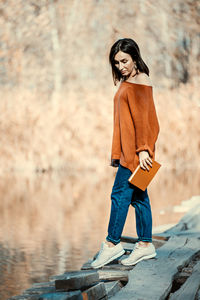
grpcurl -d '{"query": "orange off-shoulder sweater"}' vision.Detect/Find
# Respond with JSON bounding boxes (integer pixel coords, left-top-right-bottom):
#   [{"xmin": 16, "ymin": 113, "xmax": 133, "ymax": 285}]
[{"xmin": 111, "ymin": 81, "xmax": 160, "ymax": 173}]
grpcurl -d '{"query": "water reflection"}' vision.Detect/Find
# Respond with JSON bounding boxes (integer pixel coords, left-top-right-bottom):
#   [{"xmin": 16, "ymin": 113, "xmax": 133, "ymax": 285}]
[{"xmin": 0, "ymin": 166, "xmax": 199, "ymax": 299}]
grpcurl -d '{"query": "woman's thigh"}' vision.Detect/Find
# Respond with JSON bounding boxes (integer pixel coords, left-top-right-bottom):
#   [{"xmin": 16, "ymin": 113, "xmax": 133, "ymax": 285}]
[{"xmin": 111, "ymin": 164, "xmax": 134, "ymax": 203}]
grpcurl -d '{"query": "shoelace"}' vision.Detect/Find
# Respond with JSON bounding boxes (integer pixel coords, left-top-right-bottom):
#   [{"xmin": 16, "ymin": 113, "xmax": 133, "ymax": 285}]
[{"xmin": 134, "ymin": 242, "xmax": 151, "ymax": 251}]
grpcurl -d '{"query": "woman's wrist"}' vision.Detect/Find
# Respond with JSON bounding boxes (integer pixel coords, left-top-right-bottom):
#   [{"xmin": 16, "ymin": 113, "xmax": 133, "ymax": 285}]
[{"xmin": 111, "ymin": 159, "xmax": 120, "ymax": 167}]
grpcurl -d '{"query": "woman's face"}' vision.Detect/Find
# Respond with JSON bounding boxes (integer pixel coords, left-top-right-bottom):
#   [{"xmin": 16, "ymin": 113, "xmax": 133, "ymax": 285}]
[{"xmin": 114, "ymin": 51, "xmax": 135, "ymax": 77}]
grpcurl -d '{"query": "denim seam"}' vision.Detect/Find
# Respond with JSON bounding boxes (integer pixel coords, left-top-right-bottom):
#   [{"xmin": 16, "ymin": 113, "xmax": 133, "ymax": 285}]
[
  {"xmin": 111, "ymin": 185, "xmax": 125, "ymax": 239},
  {"xmin": 138, "ymin": 203, "xmax": 143, "ymax": 240},
  {"xmin": 137, "ymin": 202, "xmax": 152, "ymax": 242},
  {"xmin": 110, "ymin": 180, "xmax": 130, "ymax": 242}
]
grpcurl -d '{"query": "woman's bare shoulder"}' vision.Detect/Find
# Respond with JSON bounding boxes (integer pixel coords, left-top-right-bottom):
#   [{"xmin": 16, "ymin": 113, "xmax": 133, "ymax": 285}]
[{"xmin": 136, "ymin": 73, "xmax": 152, "ymax": 86}]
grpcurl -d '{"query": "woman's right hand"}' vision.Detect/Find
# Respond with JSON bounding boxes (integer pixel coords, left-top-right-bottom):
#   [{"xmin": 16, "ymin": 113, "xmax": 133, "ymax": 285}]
[{"xmin": 138, "ymin": 151, "xmax": 152, "ymax": 171}]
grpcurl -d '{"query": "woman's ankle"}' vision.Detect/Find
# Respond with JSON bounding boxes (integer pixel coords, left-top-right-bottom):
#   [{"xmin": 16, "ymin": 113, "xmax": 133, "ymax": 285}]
[
  {"xmin": 105, "ymin": 240, "xmax": 116, "ymax": 247},
  {"xmin": 138, "ymin": 241, "xmax": 151, "ymax": 247}
]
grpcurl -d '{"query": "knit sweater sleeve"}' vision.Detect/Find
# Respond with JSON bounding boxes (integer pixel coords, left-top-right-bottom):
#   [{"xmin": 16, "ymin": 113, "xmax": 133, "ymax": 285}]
[{"xmin": 126, "ymin": 85, "xmax": 160, "ymax": 158}]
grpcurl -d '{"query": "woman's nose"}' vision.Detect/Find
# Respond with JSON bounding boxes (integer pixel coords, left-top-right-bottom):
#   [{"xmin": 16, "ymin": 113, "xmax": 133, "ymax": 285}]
[{"xmin": 119, "ymin": 63, "xmax": 124, "ymax": 70}]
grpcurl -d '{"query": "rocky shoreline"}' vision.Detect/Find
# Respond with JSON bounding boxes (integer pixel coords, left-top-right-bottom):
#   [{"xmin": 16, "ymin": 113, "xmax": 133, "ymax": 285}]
[{"xmin": 9, "ymin": 199, "xmax": 200, "ymax": 300}]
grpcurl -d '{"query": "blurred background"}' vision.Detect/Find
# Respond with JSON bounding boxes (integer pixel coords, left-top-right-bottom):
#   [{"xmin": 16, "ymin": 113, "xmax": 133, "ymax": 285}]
[{"xmin": 0, "ymin": 0, "xmax": 199, "ymax": 299}]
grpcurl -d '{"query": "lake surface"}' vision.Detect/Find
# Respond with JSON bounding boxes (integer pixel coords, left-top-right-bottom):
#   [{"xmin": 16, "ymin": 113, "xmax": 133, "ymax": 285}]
[{"xmin": 0, "ymin": 166, "xmax": 199, "ymax": 299}]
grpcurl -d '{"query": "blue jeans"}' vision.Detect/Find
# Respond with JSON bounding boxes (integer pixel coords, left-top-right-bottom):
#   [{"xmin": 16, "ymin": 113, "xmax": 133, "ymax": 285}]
[{"xmin": 106, "ymin": 164, "xmax": 153, "ymax": 244}]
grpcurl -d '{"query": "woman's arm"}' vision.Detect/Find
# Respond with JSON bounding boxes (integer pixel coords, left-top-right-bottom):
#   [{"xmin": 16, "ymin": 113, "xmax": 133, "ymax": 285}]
[{"xmin": 126, "ymin": 86, "xmax": 160, "ymax": 170}]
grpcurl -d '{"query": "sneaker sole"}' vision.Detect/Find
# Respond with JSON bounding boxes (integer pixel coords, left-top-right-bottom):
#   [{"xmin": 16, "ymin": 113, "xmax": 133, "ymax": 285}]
[
  {"xmin": 121, "ymin": 252, "xmax": 157, "ymax": 266},
  {"xmin": 91, "ymin": 249, "xmax": 125, "ymax": 269}
]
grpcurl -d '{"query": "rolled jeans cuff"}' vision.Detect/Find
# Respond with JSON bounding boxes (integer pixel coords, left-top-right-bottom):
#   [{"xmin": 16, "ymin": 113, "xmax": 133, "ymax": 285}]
[{"xmin": 106, "ymin": 235, "xmax": 120, "ymax": 245}]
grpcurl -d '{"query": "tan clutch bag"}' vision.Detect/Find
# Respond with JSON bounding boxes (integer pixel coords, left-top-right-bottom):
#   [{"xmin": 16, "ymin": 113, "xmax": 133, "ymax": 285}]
[{"xmin": 128, "ymin": 159, "xmax": 161, "ymax": 191}]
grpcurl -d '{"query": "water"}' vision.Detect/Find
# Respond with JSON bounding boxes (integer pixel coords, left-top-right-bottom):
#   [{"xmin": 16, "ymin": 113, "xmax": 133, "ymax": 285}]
[{"xmin": 0, "ymin": 167, "xmax": 199, "ymax": 299}]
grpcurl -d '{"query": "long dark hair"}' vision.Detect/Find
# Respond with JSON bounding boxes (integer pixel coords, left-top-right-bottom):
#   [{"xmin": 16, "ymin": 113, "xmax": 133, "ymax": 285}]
[{"xmin": 109, "ymin": 38, "xmax": 149, "ymax": 85}]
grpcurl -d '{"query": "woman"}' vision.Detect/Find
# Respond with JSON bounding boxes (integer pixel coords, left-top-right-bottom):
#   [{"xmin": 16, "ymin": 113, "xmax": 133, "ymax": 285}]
[{"xmin": 91, "ymin": 38, "xmax": 160, "ymax": 269}]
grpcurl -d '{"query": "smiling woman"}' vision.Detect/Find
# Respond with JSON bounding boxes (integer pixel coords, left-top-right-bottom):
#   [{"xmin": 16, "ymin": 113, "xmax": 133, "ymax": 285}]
[{"xmin": 91, "ymin": 38, "xmax": 160, "ymax": 269}]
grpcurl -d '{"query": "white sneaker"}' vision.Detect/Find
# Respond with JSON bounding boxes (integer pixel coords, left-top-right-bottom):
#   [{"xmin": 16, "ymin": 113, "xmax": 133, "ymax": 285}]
[
  {"xmin": 91, "ymin": 242, "xmax": 125, "ymax": 269},
  {"xmin": 121, "ymin": 242, "xmax": 156, "ymax": 266}
]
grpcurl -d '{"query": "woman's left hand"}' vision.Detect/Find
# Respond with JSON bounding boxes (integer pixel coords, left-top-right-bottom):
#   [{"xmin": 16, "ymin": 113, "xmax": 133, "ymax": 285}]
[{"xmin": 138, "ymin": 150, "xmax": 152, "ymax": 171}]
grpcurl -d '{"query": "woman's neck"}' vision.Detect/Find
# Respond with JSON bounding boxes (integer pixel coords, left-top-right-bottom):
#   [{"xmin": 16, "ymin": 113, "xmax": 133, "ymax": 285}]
[{"xmin": 122, "ymin": 71, "xmax": 140, "ymax": 82}]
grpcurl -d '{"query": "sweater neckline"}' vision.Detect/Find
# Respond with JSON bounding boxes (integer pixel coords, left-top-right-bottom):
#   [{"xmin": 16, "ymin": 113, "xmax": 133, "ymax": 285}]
[{"xmin": 121, "ymin": 81, "xmax": 153, "ymax": 88}]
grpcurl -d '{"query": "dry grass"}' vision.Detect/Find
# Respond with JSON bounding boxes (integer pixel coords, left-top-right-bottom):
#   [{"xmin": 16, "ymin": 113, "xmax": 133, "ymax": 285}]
[
  {"xmin": 0, "ymin": 88, "xmax": 112, "ymax": 174},
  {"xmin": 154, "ymin": 81, "xmax": 200, "ymax": 170}
]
